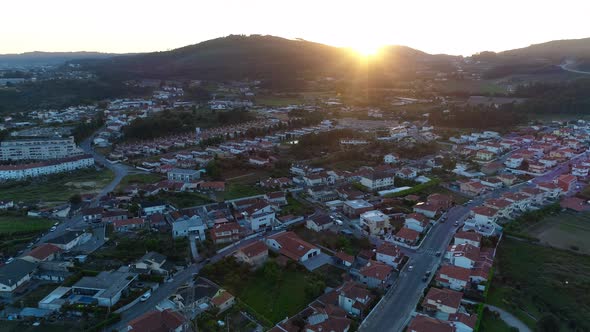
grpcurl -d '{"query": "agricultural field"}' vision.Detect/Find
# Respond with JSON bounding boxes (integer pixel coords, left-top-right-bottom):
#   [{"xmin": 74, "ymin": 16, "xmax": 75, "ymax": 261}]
[
  {"xmin": 487, "ymin": 238, "xmax": 590, "ymax": 331},
  {"xmin": 525, "ymin": 211, "xmax": 590, "ymax": 254},
  {"xmin": 0, "ymin": 168, "xmax": 114, "ymax": 206},
  {"xmin": 115, "ymin": 173, "xmax": 163, "ymax": 191},
  {"xmin": 0, "ymin": 215, "xmax": 54, "ymax": 235}
]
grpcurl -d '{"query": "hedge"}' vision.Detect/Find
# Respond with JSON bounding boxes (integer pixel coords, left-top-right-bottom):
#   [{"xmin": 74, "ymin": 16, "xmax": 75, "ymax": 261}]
[{"xmin": 384, "ymin": 178, "xmax": 441, "ymax": 198}]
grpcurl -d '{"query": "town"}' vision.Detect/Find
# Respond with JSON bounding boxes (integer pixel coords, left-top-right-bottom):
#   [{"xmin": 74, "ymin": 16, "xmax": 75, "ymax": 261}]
[{"xmin": 1, "ymin": 65, "xmax": 590, "ymax": 332}]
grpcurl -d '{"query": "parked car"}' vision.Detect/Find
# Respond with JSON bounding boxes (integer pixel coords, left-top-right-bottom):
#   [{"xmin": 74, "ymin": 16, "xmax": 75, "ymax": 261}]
[
  {"xmin": 408, "ymin": 265, "xmax": 414, "ymax": 272},
  {"xmin": 140, "ymin": 291, "xmax": 151, "ymax": 301},
  {"xmin": 50, "ymin": 226, "xmax": 57, "ymax": 232}
]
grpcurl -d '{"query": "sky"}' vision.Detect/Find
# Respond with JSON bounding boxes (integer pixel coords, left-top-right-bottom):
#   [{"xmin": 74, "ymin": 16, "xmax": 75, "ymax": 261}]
[{"xmin": 3, "ymin": 0, "xmax": 590, "ymax": 56}]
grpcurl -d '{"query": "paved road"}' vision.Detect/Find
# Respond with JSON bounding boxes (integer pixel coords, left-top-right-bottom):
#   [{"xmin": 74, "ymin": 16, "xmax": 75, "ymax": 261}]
[
  {"xmin": 560, "ymin": 62, "xmax": 590, "ymax": 75},
  {"xmin": 360, "ymin": 205, "xmax": 468, "ymax": 332},
  {"xmin": 486, "ymin": 305, "xmax": 532, "ymax": 332}
]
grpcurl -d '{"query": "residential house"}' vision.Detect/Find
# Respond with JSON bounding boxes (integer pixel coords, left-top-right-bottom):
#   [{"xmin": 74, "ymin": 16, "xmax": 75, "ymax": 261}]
[
  {"xmin": 248, "ymin": 156, "xmax": 269, "ymax": 166},
  {"xmin": 141, "ymin": 201, "xmax": 168, "ymax": 216},
  {"xmin": 394, "ymin": 227, "xmax": 421, "ymax": 245},
  {"xmin": 71, "ymin": 267, "xmax": 137, "ymax": 306},
  {"xmin": 504, "ymin": 155, "xmax": 523, "ymax": 169},
  {"xmin": 436, "ymin": 265, "xmax": 471, "ymax": 291},
  {"xmin": 113, "ymin": 218, "xmax": 146, "ymax": 232},
  {"xmin": 127, "ymin": 309, "xmax": 188, "ymax": 332},
  {"xmin": 459, "ymin": 181, "xmax": 485, "ymax": 196},
  {"xmin": 172, "ymin": 215, "xmax": 207, "ymax": 240},
  {"xmin": 234, "ymin": 241, "xmax": 268, "ymax": 269},
  {"xmin": 446, "ymin": 243, "xmax": 480, "ymax": 269},
  {"xmin": 413, "ymin": 203, "xmax": 440, "ymax": 219},
  {"xmin": 375, "ymin": 243, "xmax": 405, "ymax": 269},
  {"xmin": 131, "ymin": 252, "xmax": 170, "ymax": 275},
  {"xmin": 266, "ymin": 232, "xmax": 321, "ymax": 263},
  {"xmin": 427, "ymin": 193, "xmax": 454, "ymax": 210},
  {"xmin": 359, "ymin": 260, "xmax": 393, "ymax": 288},
  {"xmin": 422, "ymin": 287, "xmax": 463, "ymax": 315},
  {"xmin": 211, "ymin": 290, "xmax": 235, "ymax": 313},
  {"xmin": 501, "ymin": 192, "xmax": 531, "ymax": 212},
  {"xmin": 210, "ymin": 222, "xmax": 241, "ymax": 244},
  {"xmin": 167, "ymin": 168, "xmax": 200, "ymax": 183},
  {"xmin": 101, "ymin": 210, "xmax": 128, "ymax": 223},
  {"xmin": 81, "ymin": 207, "xmax": 102, "ymax": 223},
  {"xmin": 306, "ymin": 214, "xmax": 334, "ymax": 232},
  {"xmin": 572, "ymin": 164, "xmax": 590, "ymax": 177},
  {"xmin": 0, "ymin": 259, "xmax": 37, "ymax": 297},
  {"xmin": 384, "ymin": 153, "xmax": 399, "ymax": 164},
  {"xmin": 343, "ymin": 200, "xmax": 373, "ymax": 218},
  {"xmin": 396, "ymin": 167, "xmax": 417, "ymax": 180},
  {"xmin": 47, "ymin": 231, "xmax": 91, "ymax": 251},
  {"xmin": 407, "ymin": 315, "xmax": 456, "ymax": 332},
  {"xmin": 448, "ymin": 313, "xmax": 478, "ymax": 332},
  {"xmin": 337, "ymin": 282, "xmax": 374, "ymax": 316},
  {"xmin": 21, "ymin": 244, "xmax": 62, "ymax": 263},
  {"xmin": 537, "ymin": 182, "xmax": 562, "ymax": 199},
  {"xmin": 470, "ymin": 206, "xmax": 498, "ymax": 224},
  {"xmin": 242, "ymin": 201, "xmax": 275, "ymax": 232},
  {"xmin": 556, "ymin": 174, "xmax": 577, "ymax": 193},
  {"xmin": 480, "ymin": 177, "xmax": 503, "ymax": 189},
  {"xmin": 483, "ymin": 198, "xmax": 513, "ymax": 219},
  {"xmin": 199, "ymin": 181, "xmax": 226, "ymax": 192},
  {"xmin": 265, "ymin": 191, "xmax": 287, "ymax": 206},
  {"xmin": 360, "ymin": 210, "xmax": 390, "ymax": 236},
  {"xmin": 453, "ymin": 232, "xmax": 481, "ymax": 248},
  {"xmin": 334, "ymin": 251, "xmax": 355, "ymax": 268},
  {"xmin": 405, "ymin": 213, "xmax": 430, "ymax": 233},
  {"xmin": 359, "ymin": 171, "xmax": 395, "ymax": 191},
  {"xmin": 497, "ymin": 174, "xmax": 517, "ymax": 186}
]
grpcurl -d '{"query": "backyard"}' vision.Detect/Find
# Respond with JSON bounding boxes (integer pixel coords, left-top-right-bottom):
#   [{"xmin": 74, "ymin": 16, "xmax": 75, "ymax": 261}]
[
  {"xmin": 0, "ymin": 214, "xmax": 54, "ymax": 257},
  {"xmin": 115, "ymin": 173, "xmax": 163, "ymax": 191},
  {"xmin": 202, "ymin": 257, "xmax": 327, "ymax": 324},
  {"xmin": 221, "ymin": 182, "xmax": 265, "ymax": 201},
  {"xmin": 487, "ymin": 238, "xmax": 590, "ymax": 331},
  {"xmin": 0, "ymin": 168, "xmax": 114, "ymax": 206}
]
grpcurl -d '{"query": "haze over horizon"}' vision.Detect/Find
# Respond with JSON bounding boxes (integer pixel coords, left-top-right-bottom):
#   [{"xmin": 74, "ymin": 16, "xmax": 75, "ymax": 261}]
[{"xmin": 4, "ymin": 0, "xmax": 590, "ymax": 56}]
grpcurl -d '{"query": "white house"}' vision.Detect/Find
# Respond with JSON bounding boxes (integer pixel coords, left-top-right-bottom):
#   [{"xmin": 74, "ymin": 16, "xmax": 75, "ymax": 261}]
[
  {"xmin": 375, "ymin": 243, "xmax": 405, "ymax": 269},
  {"xmin": 265, "ymin": 231, "xmax": 320, "ymax": 263},
  {"xmin": 172, "ymin": 215, "xmax": 207, "ymax": 240},
  {"xmin": 0, "ymin": 259, "xmax": 37, "ymax": 296},
  {"xmin": 359, "ymin": 171, "xmax": 395, "ymax": 191},
  {"xmin": 445, "ymin": 243, "xmax": 480, "ymax": 269},
  {"xmin": 384, "ymin": 153, "xmax": 399, "ymax": 164},
  {"xmin": 404, "ymin": 213, "xmax": 430, "ymax": 233},
  {"xmin": 243, "ymin": 202, "xmax": 275, "ymax": 232}
]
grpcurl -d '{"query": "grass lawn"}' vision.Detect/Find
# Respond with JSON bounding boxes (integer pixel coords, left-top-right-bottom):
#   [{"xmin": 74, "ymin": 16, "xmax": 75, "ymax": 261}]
[
  {"xmin": 153, "ymin": 191, "xmax": 213, "ymax": 208},
  {"xmin": 238, "ymin": 267, "xmax": 312, "ymax": 323},
  {"xmin": 115, "ymin": 173, "xmax": 163, "ymax": 191},
  {"xmin": 0, "ymin": 215, "xmax": 54, "ymax": 235},
  {"xmin": 279, "ymin": 196, "xmax": 313, "ymax": 217},
  {"xmin": 487, "ymin": 238, "xmax": 590, "ymax": 331},
  {"xmin": 525, "ymin": 211, "xmax": 590, "ymax": 254},
  {"xmin": 294, "ymin": 225, "xmax": 373, "ymax": 256},
  {"xmin": 479, "ymin": 309, "xmax": 515, "ymax": 332},
  {"xmin": 0, "ymin": 168, "xmax": 114, "ymax": 206},
  {"xmin": 221, "ymin": 182, "xmax": 265, "ymax": 201}
]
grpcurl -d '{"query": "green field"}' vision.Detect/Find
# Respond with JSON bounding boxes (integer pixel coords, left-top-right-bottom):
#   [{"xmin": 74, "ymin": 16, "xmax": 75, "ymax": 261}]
[
  {"xmin": 487, "ymin": 238, "xmax": 590, "ymax": 331},
  {"xmin": 0, "ymin": 215, "xmax": 54, "ymax": 235},
  {"xmin": 115, "ymin": 173, "xmax": 163, "ymax": 191},
  {"xmin": 479, "ymin": 309, "xmax": 515, "ymax": 332},
  {"xmin": 221, "ymin": 182, "xmax": 265, "ymax": 200},
  {"xmin": 525, "ymin": 211, "xmax": 590, "ymax": 254},
  {"xmin": 0, "ymin": 168, "xmax": 114, "ymax": 206},
  {"xmin": 433, "ymin": 79, "xmax": 507, "ymax": 94},
  {"xmin": 279, "ymin": 196, "xmax": 313, "ymax": 216},
  {"xmin": 202, "ymin": 258, "xmax": 326, "ymax": 325},
  {"xmin": 255, "ymin": 95, "xmax": 303, "ymax": 107},
  {"xmin": 153, "ymin": 191, "xmax": 213, "ymax": 208}
]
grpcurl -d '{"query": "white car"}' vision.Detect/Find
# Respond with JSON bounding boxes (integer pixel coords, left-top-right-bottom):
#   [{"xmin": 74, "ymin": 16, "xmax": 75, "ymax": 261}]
[
  {"xmin": 140, "ymin": 291, "xmax": 151, "ymax": 301},
  {"xmin": 408, "ymin": 265, "xmax": 414, "ymax": 272},
  {"xmin": 50, "ymin": 226, "xmax": 57, "ymax": 232}
]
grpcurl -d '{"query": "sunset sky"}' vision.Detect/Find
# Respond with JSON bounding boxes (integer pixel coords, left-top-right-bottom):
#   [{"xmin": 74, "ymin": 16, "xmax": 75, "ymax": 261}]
[{"xmin": 3, "ymin": 0, "xmax": 590, "ymax": 56}]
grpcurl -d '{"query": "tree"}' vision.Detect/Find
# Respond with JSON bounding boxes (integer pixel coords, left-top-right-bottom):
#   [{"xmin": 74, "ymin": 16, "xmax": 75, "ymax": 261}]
[
  {"xmin": 536, "ymin": 314, "xmax": 560, "ymax": 332},
  {"xmin": 69, "ymin": 194, "xmax": 82, "ymax": 205}
]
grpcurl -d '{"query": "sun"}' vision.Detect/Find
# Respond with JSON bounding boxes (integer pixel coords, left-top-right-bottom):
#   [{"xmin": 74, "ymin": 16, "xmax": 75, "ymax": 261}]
[{"xmin": 350, "ymin": 41, "xmax": 382, "ymax": 57}]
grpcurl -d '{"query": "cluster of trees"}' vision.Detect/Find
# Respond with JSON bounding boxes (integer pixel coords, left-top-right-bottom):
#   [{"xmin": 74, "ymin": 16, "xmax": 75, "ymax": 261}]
[
  {"xmin": 508, "ymin": 79, "xmax": 590, "ymax": 115},
  {"xmin": 429, "ymin": 107, "xmax": 526, "ymax": 129},
  {"xmin": 123, "ymin": 109, "xmax": 255, "ymax": 141},
  {"xmin": 0, "ymin": 79, "xmax": 148, "ymax": 113},
  {"xmin": 289, "ymin": 128, "xmax": 365, "ymax": 159}
]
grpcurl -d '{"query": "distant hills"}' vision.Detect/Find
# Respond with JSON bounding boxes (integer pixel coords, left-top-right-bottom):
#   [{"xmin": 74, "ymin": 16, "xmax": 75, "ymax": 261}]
[
  {"xmin": 75, "ymin": 35, "xmax": 455, "ymax": 84},
  {"xmin": 0, "ymin": 51, "xmax": 117, "ymax": 68}
]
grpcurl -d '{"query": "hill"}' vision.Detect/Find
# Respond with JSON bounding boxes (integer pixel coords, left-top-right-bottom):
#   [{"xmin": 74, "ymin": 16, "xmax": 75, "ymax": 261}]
[
  {"xmin": 0, "ymin": 51, "xmax": 118, "ymax": 68},
  {"xmin": 78, "ymin": 35, "xmax": 453, "ymax": 86}
]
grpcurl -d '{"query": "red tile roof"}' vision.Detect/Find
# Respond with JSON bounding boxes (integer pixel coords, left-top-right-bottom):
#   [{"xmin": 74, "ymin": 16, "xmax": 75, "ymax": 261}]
[
  {"xmin": 238, "ymin": 241, "xmax": 268, "ymax": 258},
  {"xmin": 360, "ymin": 260, "xmax": 392, "ymax": 281},
  {"xmin": 407, "ymin": 315, "xmax": 456, "ymax": 332},
  {"xmin": 26, "ymin": 243, "xmax": 61, "ymax": 261},
  {"xmin": 127, "ymin": 309, "xmax": 185, "ymax": 332},
  {"xmin": 423, "ymin": 287, "xmax": 463, "ymax": 310}
]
